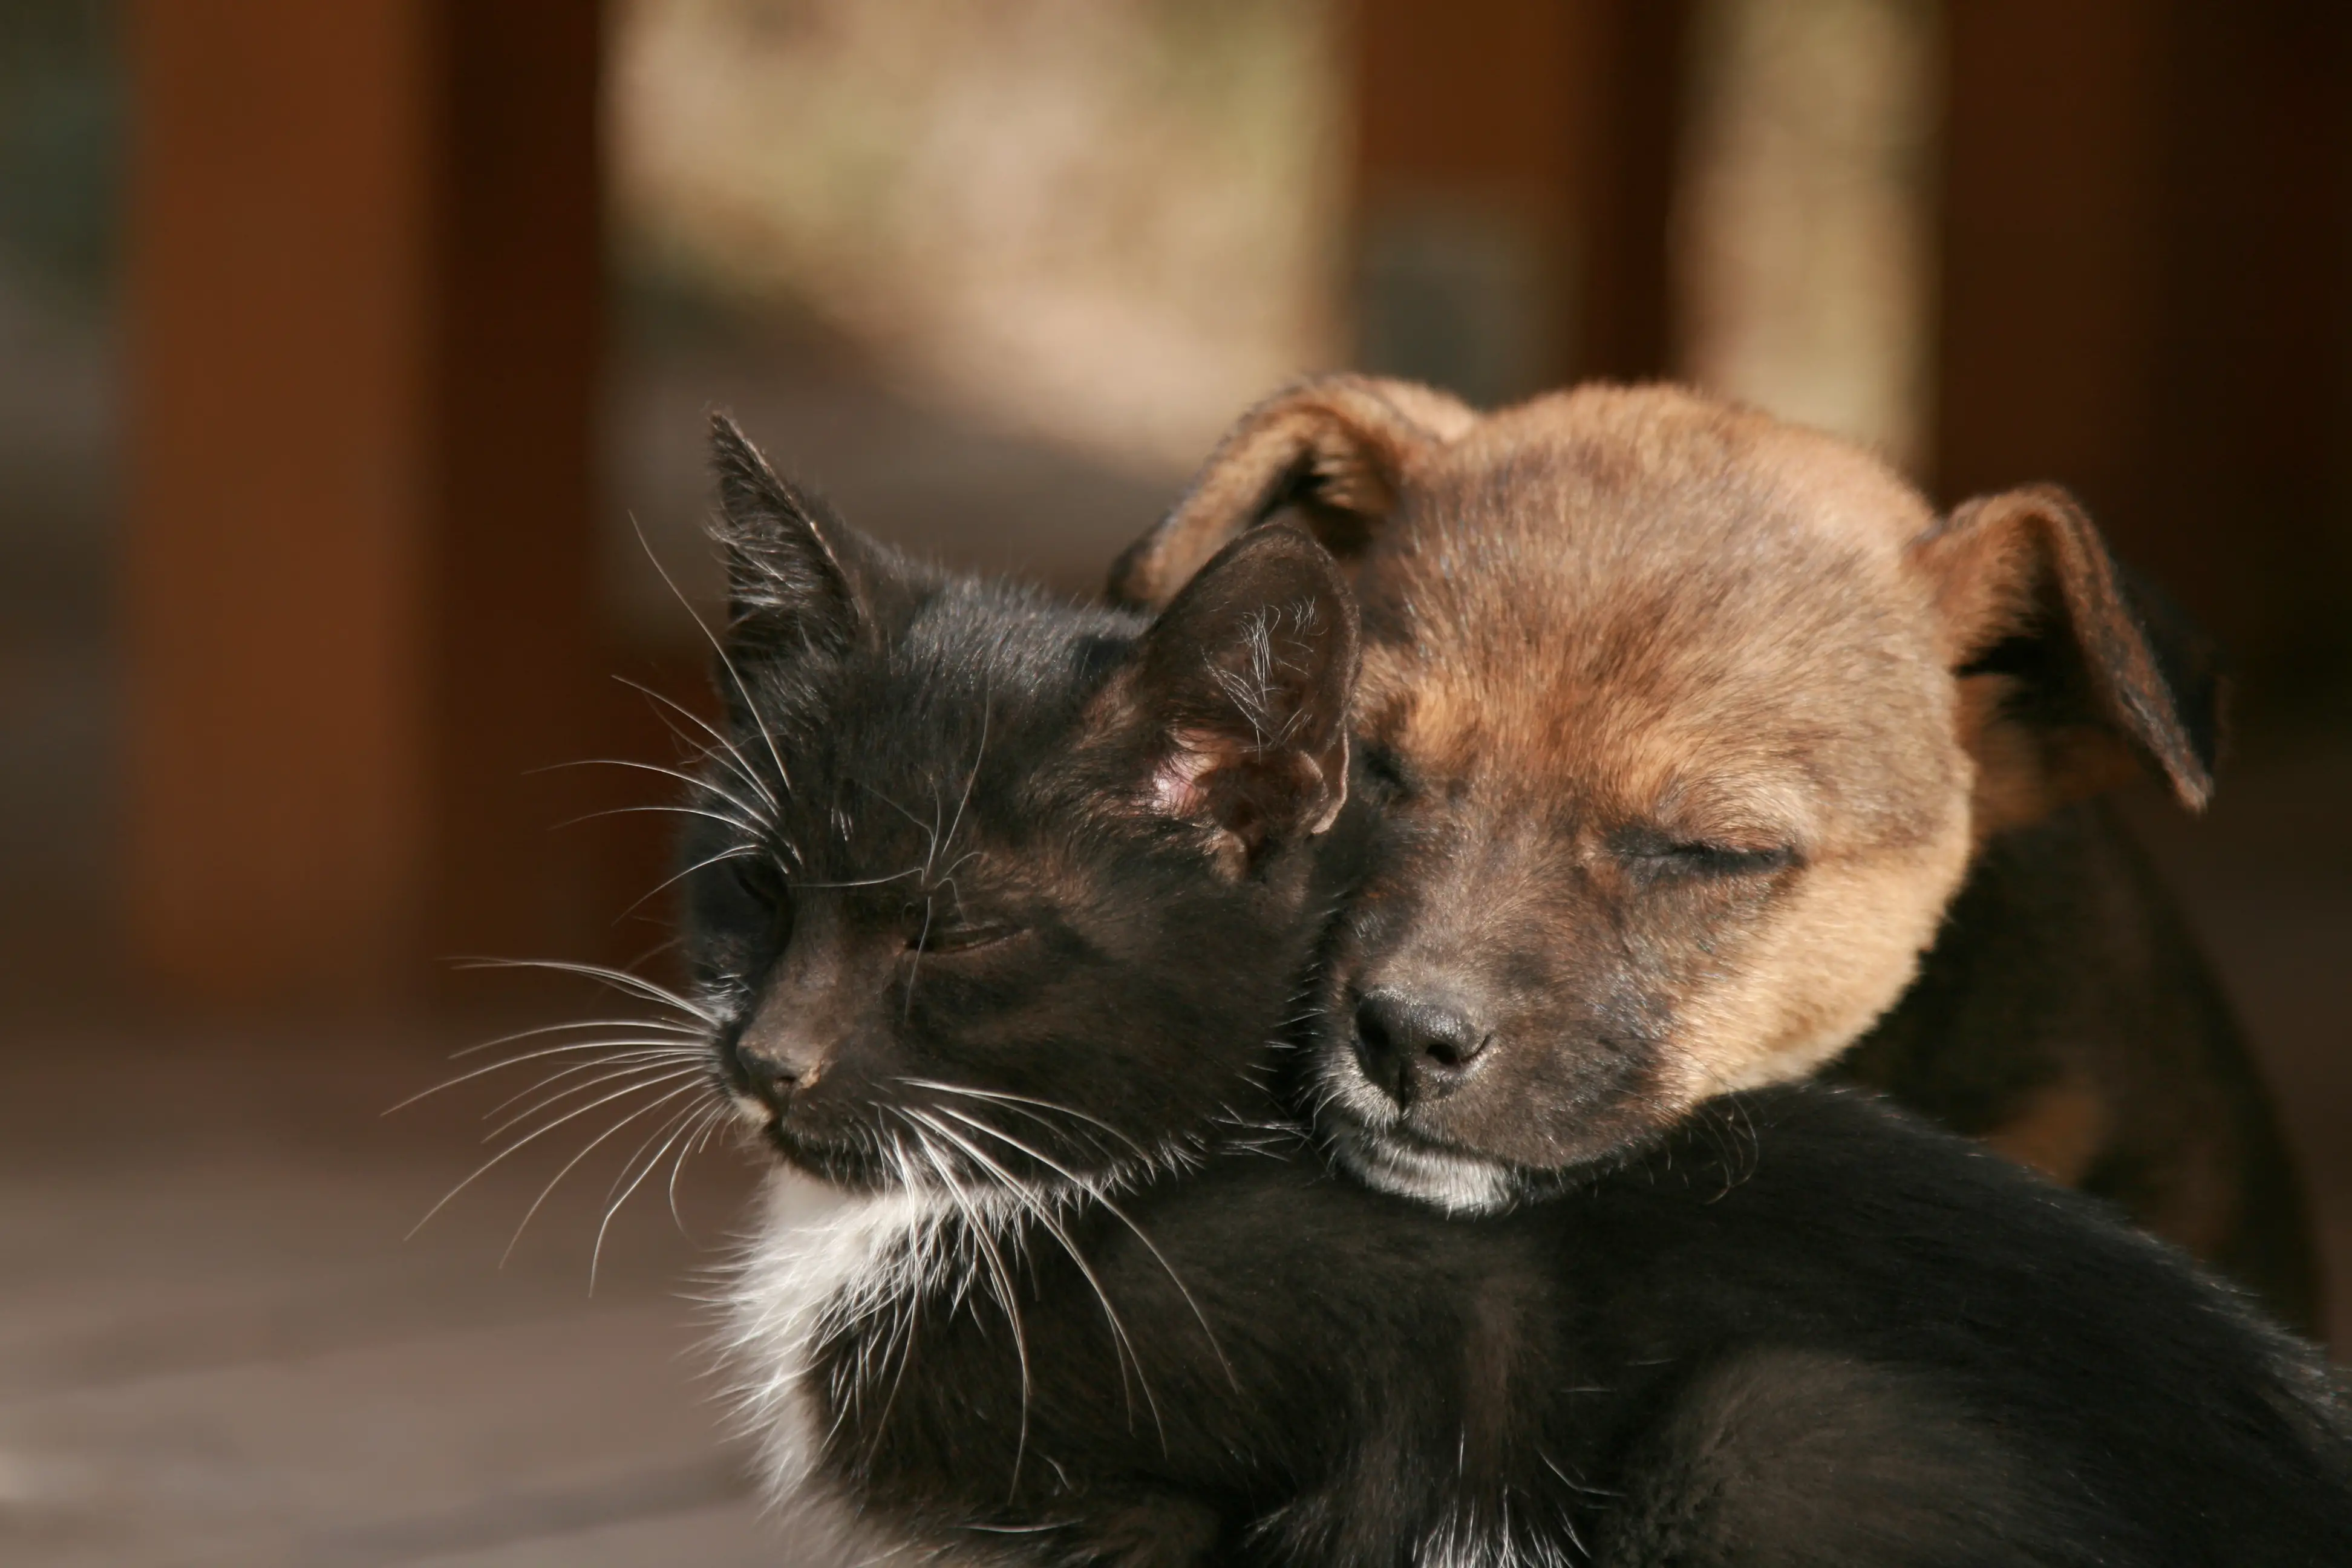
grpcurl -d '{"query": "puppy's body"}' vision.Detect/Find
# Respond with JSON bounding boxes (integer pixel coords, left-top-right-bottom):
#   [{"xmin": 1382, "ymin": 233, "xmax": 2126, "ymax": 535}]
[
  {"xmin": 1838, "ymin": 797, "xmax": 2318, "ymax": 1328},
  {"xmin": 1112, "ymin": 377, "xmax": 2319, "ymax": 1331}
]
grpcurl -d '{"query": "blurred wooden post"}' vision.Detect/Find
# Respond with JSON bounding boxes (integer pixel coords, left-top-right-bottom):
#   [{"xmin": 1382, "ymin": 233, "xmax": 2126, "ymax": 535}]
[
  {"xmin": 1936, "ymin": 0, "xmax": 2352, "ymax": 715},
  {"xmin": 1569, "ymin": 0, "xmax": 1694, "ymax": 383},
  {"xmin": 1935, "ymin": 2, "xmax": 2166, "ymax": 543},
  {"xmin": 1349, "ymin": 0, "xmax": 1693, "ymax": 402},
  {"xmin": 125, "ymin": 1, "xmax": 603, "ymax": 1011},
  {"xmin": 428, "ymin": 2, "xmax": 604, "ymax": 1004}
]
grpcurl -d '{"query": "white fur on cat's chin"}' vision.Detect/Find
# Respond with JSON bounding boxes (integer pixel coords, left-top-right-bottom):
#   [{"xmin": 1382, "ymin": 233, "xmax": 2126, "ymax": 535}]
[
  {"xmin": 1419, "ymin": 1508, "xmax": 1587, "ymax": 1568},
  {"xmin": 718, "ymin": 1125, "xmax": 1202, "ymax": 1557},
  {"xmin": 719, "ymin": 1171, "xmax": 1010, "ymax": 1568}
]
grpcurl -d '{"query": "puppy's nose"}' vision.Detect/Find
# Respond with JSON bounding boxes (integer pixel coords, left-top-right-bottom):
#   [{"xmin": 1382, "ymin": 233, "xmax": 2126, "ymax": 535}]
[{"xmin": 1353, "ymin": 988, "xmax": 1489, "ymax": 1107}]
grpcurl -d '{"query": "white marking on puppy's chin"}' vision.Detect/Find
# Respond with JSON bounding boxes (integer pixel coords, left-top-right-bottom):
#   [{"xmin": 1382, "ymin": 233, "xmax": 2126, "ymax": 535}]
[
  {"xmin": 1315, "ymin": 1045, "xmax": 1522, "ymax": 1215},
  {"xmin": 1327, "ymin": 1116, "xmax": 1521, "ymax": 1217}
]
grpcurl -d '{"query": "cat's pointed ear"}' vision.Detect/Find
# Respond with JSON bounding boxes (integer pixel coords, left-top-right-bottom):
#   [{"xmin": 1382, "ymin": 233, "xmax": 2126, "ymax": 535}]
[
  {"xmin": 1098, "ymin": 525, "xmax": 1360, "ymax": 869},
  {"xmin": 1910, "ymin": 483, "xmax": 2225, "ymax": 835},
  {"xmin": 1106, "ymin": 374, "xmax": 1474, "ymax": 610},
  {"xmin": 710, "ymin": 413, "xmax": 896, "ymax": 655}
]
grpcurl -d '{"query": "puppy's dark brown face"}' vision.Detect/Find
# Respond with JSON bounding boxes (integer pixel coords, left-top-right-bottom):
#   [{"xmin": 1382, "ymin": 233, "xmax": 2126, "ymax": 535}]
[{"xmin": 1305, "ymin": 397, "xmax": 1975, "ymax": 1208}]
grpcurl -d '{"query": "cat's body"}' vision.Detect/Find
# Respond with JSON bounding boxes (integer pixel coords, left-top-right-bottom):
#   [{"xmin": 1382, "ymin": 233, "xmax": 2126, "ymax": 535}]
[
  {"xmin": 682, "ymin": 418, "xmax": 2352, "ymax": 1566},
  {"xmin": 729, "ymin": 1085, "xmax": 2347, "ymax": 1567}
]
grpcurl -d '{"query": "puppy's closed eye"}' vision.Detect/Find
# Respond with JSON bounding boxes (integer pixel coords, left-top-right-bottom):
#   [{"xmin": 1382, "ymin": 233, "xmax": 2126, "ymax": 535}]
[
  {"xmin": 1359, "ymin": 739, "xmax": 1417, "ymax": 799},
  {"xmin": 1615, "ymin": 832, "xmax": 1797, "ymax": 883}
]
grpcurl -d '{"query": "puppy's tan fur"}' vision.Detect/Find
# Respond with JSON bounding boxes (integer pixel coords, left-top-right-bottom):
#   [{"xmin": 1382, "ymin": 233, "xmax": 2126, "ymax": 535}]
[{"xmin": 1112, "ymin": 376, "xmax": 2318, "ymax": 1330}]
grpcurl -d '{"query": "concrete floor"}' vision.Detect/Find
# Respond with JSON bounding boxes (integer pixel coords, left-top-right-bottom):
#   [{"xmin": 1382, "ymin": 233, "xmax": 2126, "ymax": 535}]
[{"xmin": 0, "ymin": 1021, "xmax": 781, "ymax": 1567}]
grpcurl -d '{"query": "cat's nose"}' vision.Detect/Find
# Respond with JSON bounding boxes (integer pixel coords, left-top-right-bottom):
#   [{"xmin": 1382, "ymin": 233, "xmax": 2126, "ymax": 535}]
[
  {"xmin": 1353, "ymin": 988, "xmax": 1489, "ymax": 1108},
  {"xmin": 730, "ymin": 1034, "xmax": 823, "ymax": 1108}
]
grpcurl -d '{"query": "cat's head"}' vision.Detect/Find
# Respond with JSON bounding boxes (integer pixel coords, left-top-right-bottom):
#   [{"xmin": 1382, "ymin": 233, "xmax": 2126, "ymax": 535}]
[{"xmin": 679, "ymin": 417, "xmax": 1360, "ymax": 1198}]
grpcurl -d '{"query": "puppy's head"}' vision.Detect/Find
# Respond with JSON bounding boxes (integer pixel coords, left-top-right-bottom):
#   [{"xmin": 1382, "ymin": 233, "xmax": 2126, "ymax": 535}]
[{"xmin": 1116, "ymin": 378, "xmax": 2222, "ymax": 1210}]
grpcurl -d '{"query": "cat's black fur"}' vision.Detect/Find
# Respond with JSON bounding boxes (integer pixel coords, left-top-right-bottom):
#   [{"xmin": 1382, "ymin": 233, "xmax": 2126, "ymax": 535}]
[{"xmin": 684, "ymin": 416, "xmax": 2352, "ymax": 1566}]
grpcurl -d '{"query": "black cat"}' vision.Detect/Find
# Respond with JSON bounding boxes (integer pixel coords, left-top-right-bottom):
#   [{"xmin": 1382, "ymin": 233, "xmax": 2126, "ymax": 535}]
[{"xmin": 681, "ymin": 417, "xmax": 2352, "ymax": 1566}]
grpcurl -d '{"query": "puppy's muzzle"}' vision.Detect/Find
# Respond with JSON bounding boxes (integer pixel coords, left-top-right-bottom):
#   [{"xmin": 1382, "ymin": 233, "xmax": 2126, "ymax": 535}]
[{"xmin": 1353, "ymin": 987, "xmax": 1490, "ymax": 1109}]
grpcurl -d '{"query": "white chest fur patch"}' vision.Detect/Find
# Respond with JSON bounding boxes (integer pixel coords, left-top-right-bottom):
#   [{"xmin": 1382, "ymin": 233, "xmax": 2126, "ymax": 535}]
[{"xmin": 720, "ymin": 1171, "xmax": 984, "ymax": 1567}]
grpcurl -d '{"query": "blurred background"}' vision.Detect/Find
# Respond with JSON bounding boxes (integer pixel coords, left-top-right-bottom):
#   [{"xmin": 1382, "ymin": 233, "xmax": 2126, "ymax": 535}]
[{"xmin": 2, "ymin": 2, "xmax": 2348, "ymax": 1563}]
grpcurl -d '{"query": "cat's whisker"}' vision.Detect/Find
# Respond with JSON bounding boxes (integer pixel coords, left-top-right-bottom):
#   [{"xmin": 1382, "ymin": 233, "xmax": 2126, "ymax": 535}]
[
  {"xmin": 556, "ymin": 801, "xmax": 768, "ymax": 840},
  {"xmin": 482, "ymin": 1051, "xmax": 707, "ymax": 1131},
  {"xmin": 535, "ymin": 756, "xmax": 774, "ymax": 831},
  {"xmin": 500, "ymin": 1077, "xmax": 710, "ymax": 1269},
  {"xmin": 407, "ymin": 1070, "xmax": 705, "ymax": 1240},
  {"xmin": 933, "ymin": 1096, "xmax": 1118, "ymax": 1165},
  {"xmin": 935, "ymin": 701, "xmax": 990, "ymax": 884},
  {"xmin": 839, "ymin": 1120, "xmax": 923, "ymax": 1432},
  {"xmin": 452, "ymin": 958, "xmax": 718, "ymax": 1025},
  {"xmin": 637, "ymin": 726, "xmax": 765, "ymax": 816},
  {"xmin": 483, "ymin": 1067, "xmax": 707, "ymax": 1166},
  {"xmin": 903, "ymin": 1108, "xmax": 1161, "ymax": 1441},
  {"xmin": 596, "ymin": 1091, "xmax": 705, "ymax": 1215},
  {"xmin": 615, "ymin": 843, "xmax": 765, "ymax": 926},
  {"xmin": 834, "ymin": 1121, "xmax": 936, "ymax": 1444},
  {"xmin": 630, "ymin": 511, "xmax": 796, "ymax": 799},
  {"xmin": 904, "ymin": 895, "xmax": 933, "ymax": 1021},
  {"xmin": 589, "ymin": 1094, "xmax": 717, "ymax": 1292},
  {"xmin": 612, "ymin": 1088, "xmax": 728, "ymax": 1214},
  {"xmin": 610, "ymin": 675, "xmax": 780, "ymax": 814},
  {"xmin": 447, "ymin": 1013, "xmax": 704, "ymax": 1061},
  {"xmin": 388, "ymin": 1037, "xmax": 703, "ymax": 1116},
  {"xmin": 888, "ymin": 1108, "xmax": 1031, "ymax": 1489},
  {"xmin": 665, "ymin": 1101, "xmax": 731, "ymax": 1233},
  {"xmin": 924, "ymin": 1104, "xmax": 1235, "ymax": 1394},
  {"xmin": 859, "ymin": 780, "xmax": 939, "ymax": 864},
  {"xmin": 928, "ymin": 848, "xmax": 984, "ymax": 891},
  {"xmin": 898, "ymin": 1079, "xmax": 1149, "ymax": 1158},
  {"xmin": 788, "ymin": 866, "xmax": 928, "ymax": 892},
  {"xmin": 924, "ymin": 786, "xmax": 946, "ymax": 886},
  {"xmin": 623, "ymin": 933, "xmax": 691, "ymax": 975}
]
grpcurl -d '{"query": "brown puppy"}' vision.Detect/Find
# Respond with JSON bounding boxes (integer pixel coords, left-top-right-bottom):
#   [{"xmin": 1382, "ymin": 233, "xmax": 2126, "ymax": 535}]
[{"xmin": 1111, "ymin": 376, "xmax": 2319, "ymax": 1333}]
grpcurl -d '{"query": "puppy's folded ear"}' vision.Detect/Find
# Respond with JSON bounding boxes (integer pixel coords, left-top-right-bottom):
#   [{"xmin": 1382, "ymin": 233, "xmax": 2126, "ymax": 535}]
[
  {"xmin": 1107, "ymin": 374, "xmax": 1474, "ymax": 610},
  {"xmin": 1911, "ymin": 483, "xmax": 2224, "ymax": 834},
  {"xmin": 709, "ymin": 412, "xmax": 909, "ymax": 657},
  {"xmin": 1091, "ymin": 526, "xmax": 1361, "ymax": 872}
]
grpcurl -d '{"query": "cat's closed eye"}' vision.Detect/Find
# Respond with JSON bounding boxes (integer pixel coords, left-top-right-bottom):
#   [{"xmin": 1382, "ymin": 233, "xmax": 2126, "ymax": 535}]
[
  {"xmin": 730, "ymin": 853, "xmax": 786, "ymax": 907},
  {"xmin": 910, "ymin": 919, "xmax": 1021, "ymax": 955}
]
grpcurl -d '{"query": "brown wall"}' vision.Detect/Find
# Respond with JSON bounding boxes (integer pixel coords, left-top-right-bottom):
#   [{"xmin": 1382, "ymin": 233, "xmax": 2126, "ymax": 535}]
[
  {"xmin": 125, "ymin": 0, "xmax": 606, "ymax": 1012},
  {"xmin": 1938, "ymin": 0, "xmax": 2352, "ymax": 718},
  {"xmin": 1349, "ymin": 0, "xmax": 1691, "ymax": 398}
]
